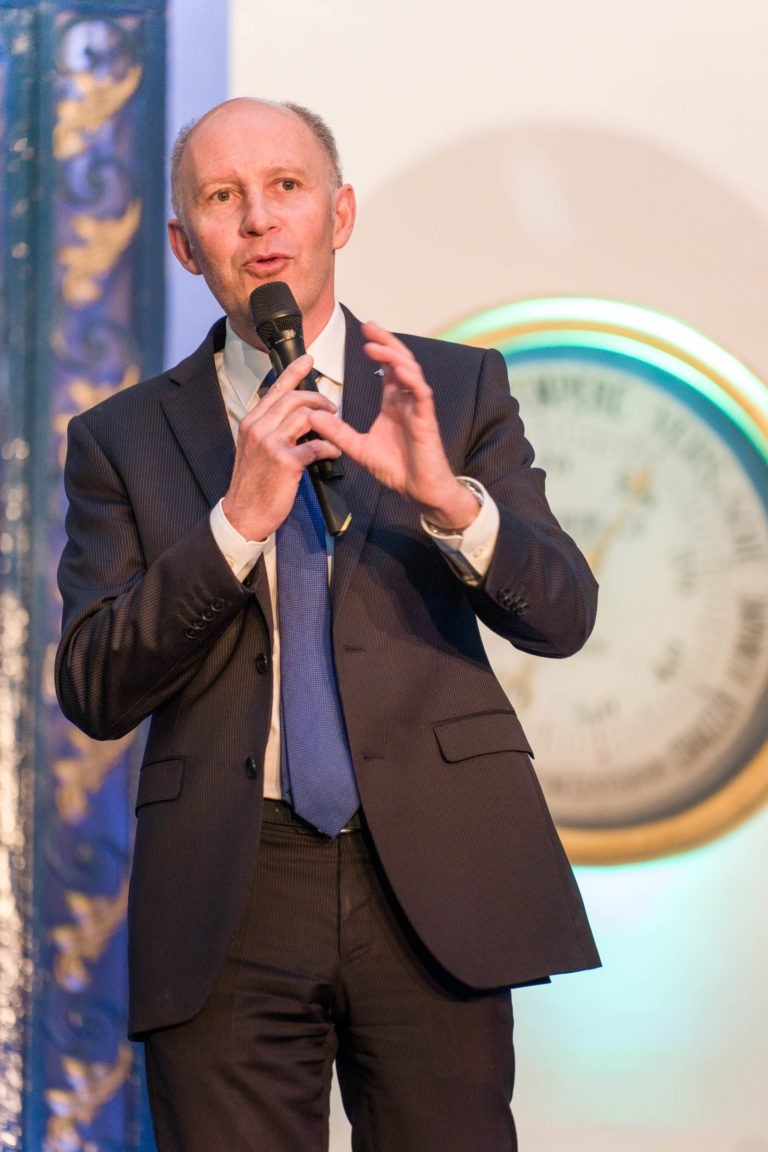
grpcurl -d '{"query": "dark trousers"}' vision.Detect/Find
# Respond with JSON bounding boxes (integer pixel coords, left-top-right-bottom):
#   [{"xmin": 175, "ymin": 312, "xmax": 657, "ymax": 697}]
[{"xmin": 144, "ymin": 801, "xmax": 517, "ymax": 1152}]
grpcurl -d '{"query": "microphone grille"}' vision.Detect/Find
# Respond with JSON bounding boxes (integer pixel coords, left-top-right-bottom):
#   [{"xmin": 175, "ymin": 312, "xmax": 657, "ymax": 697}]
[{"xmin": 250, "ymin": 281, "xmax": 301, "ymax": 334}]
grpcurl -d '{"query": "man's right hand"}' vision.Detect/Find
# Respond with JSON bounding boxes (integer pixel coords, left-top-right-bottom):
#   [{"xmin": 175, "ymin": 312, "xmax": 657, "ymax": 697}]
[{"xmin": 221, "ymin": 353, "xmax": 341, "ymax": 541}]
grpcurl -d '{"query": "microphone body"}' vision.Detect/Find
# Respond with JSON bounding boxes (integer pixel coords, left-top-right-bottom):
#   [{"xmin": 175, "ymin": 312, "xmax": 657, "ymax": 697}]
[{"xmin": 250, "ymin": 283, "xmax": 351, "ymax": 536}]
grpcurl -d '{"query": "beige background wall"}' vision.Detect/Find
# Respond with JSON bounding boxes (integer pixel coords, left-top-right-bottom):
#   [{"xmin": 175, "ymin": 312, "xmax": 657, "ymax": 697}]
[{"xmin": 228, "ymin": 3, "xmax": 768, "ymax": 1148}]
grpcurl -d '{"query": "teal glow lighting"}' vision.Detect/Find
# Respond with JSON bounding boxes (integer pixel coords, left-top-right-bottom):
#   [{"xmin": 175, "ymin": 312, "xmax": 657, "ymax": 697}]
[{"xmin": 440, "ymin": 296, "xmax": 768, "ymax": 464}]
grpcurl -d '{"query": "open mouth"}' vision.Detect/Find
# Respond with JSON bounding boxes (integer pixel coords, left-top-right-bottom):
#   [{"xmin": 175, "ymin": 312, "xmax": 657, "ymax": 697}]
[{"xmin": 248, "ymin": 254, "xmax": 290, "ymax": 274}]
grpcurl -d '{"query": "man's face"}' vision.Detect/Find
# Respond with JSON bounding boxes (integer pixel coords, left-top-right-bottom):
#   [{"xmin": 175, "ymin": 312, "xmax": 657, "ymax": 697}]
[{"xmin": 168, "ymin": 100, "xmax": 356, "ymax": 346}]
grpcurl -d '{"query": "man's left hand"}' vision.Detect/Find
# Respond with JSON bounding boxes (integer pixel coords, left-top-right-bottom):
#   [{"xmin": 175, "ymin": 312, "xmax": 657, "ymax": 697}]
[{"xmin": 310, "ymin": 322, "xmax": 480, "ymax": 531}]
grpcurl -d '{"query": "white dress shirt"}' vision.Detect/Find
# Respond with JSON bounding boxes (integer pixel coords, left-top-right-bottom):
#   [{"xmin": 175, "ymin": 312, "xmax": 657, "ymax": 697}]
[{"xmin": 209, "ymin": 303, "xmax": 500, "ymax": 797}]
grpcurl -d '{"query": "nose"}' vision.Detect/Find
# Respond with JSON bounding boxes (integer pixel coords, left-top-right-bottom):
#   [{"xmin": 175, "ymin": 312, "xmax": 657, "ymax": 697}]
[{"xmin": 240, "ymin": 189, "xmax": 276, "ymax": 235}]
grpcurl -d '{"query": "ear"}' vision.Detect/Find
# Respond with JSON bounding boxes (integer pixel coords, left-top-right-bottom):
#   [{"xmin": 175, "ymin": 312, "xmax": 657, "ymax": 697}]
[
  {"xmin": 331, "ymin": 184, "xmax": 356, "ymax": 253},
  {"xmin": 168, "ymin": 219, "xmax": 202, "ymax": 275}
]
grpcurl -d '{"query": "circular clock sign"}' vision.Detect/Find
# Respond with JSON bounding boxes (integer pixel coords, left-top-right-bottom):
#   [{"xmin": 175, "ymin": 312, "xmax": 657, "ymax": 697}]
[{"xmin": 441, "ymin": 298, "xmax": 768, "ymax": 864}]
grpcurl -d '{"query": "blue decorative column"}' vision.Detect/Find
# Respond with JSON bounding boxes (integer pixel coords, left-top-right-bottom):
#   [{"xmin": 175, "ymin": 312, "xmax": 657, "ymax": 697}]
[{"xmin": 0, "ymin": 3, "xmax": 165, "ymax": 1148}]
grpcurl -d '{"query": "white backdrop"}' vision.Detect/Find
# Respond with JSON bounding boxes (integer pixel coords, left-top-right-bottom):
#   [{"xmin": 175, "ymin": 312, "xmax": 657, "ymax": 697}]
[{"xmin": 165, "ymin": 2, "xmax": 768, "ymax": 1147}]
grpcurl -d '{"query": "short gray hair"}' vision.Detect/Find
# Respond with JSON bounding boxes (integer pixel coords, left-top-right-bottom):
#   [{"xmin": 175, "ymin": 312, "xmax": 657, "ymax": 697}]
[
  {"xmin": 170, "ymin": 100, "xmax": 343, "ymax": 223},
  {"xmin": 282, "ymin": 101, "xmax": 342, "ymax": 188},
  {"xmin": 170, "ymin": 119, "xmax": 197, "ymax": 221}
]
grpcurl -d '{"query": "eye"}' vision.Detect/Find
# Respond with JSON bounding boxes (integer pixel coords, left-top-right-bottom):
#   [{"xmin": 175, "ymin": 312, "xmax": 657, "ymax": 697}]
[
  {"xmin": 279, "ymin": 179, "xmax": 297, "ymax": 191},
  {"xmin": 213, "ymin": 189, "xmax": 231, "ymax": 202}
]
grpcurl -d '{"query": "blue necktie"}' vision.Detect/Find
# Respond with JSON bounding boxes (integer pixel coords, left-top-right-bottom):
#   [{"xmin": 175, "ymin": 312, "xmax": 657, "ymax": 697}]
[{"xmin": 276, "ymin": 469, "xmax": 360, "ymax": 836}]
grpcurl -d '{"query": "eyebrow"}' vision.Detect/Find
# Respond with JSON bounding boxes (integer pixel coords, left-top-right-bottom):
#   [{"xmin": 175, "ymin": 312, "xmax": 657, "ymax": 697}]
[{"xmin": 196, "ymin": 163, "xmax": 314, "ymax": 191}]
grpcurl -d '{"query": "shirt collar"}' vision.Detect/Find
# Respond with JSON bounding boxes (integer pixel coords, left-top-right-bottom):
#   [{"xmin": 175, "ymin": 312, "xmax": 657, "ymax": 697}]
[
  {"xmin": 307, "ymin": 300, "xmax": 346, "ymax": 384},
  {"xmin": 223, "ymin": 300, "xmax": 346, "ymax": 406}
]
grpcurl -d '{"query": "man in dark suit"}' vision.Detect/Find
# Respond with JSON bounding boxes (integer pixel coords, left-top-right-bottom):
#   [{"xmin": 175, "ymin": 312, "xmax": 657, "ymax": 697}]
[{"xmin": 56, "ymin": 97, "xmax": 599, "ymax": 1152}]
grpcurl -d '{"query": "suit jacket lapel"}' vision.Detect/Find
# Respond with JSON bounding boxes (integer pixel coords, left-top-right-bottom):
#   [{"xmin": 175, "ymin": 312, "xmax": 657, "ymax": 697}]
[
  {"xmin": 332, "ymin": 308, "xmax": 383, "ymax": 613},
  {"xmin": 161, "ymin": 320, "xmax": 234, "ymax": 508},
  {"xmin": 160, "ymin": 319, "xmax": 272, "ymax": 629}
]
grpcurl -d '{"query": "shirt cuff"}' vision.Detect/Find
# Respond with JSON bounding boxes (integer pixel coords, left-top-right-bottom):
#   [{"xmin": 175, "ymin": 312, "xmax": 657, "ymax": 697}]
[
  {"xmin": 210, "ymin": 499, "xmax": 267, "ymax": 583},
  {"xmin": 420, "ymin": 478, "xmax": 500, "ymax": 585}
]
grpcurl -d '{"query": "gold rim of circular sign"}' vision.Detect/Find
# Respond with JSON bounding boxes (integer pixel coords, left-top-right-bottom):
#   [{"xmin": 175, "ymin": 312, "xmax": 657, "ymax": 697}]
[{"xmin": 439, "ymin": 297, "xmax": 768, "ymax": 864}]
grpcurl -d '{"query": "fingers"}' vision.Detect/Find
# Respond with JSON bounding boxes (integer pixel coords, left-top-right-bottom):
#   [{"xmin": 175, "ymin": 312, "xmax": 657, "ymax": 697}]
[
  {"xmin": 239, "ymin": 400, "xmax": 339, "ymax": 466},
  {"xmin": 224, "ymin": 393, "xmax": 340, "ymax": 540},
  {"xmin": 361, "ymin": 321, "xmax": 433, "ymax": 400},
  {"xmin": 223, "ymin": 353, "xmax": 348, "ymax": 539},
  {"xmin": 310, "ymin": 409, "xmax": 363, "ymax": 457},
  {"xmin": 256, "ymin": 354, "xmax": 320, "ymax": 410},
  {"xmin": 361, "ymin": 322, "xmax": 416, "ymax": 368},
  {"xmin": 241, "ymin": 356, "xmax": 337, "ymax": 442},
  {"xmin": 295, "ymin": 434, "xmax": 342, "ymax": 468}
]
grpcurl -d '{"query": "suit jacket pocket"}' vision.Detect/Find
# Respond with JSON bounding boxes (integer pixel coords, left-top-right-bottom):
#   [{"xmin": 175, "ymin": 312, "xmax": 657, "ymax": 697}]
[
  {"xmin": 135, "ymin": 757, "xmax": 185, "ymax": 811},
  {"xmin": 433, "ymin": 710, "xmax": 533, "ymax": 763}
]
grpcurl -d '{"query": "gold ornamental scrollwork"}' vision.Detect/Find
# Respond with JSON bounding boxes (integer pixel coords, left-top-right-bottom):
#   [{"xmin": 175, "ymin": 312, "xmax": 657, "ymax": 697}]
[
  {"xmin": 52, "ymin": 727, "xmax": 135, "ymax": 825},
  {"xmin": 58, "ymin": 200, "xmax": 142, "ymax": 305},
  {"xmin": 51, "ymin": 876, "xmax": 130, "ymax": 992},
  {"xmin": 51, "ymin": 366, "xmax": 141, "ymax": 469},
  {"xmin": 45, "ymin": 1043, "xmax": 133, "ymax": 1152},
  {"xmin": 54, "ymin": 64, "xmax": 143, "ymax": 161}
]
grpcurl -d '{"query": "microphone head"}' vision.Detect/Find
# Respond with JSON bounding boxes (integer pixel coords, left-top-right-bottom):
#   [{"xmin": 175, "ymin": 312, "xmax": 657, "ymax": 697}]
[{"xmin": 250, "ymin": 282, "xmax": 303, "ymax": 349}]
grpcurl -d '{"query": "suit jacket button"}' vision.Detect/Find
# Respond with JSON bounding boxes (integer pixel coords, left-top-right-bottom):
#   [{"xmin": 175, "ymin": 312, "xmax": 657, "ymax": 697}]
[
  {"xmin": 255, "ymin": 652, "xmax": 270, "ymax": 674},
  {"xmin": 245, "ymin": 757, "xmax": 258, "ymax": 779}
]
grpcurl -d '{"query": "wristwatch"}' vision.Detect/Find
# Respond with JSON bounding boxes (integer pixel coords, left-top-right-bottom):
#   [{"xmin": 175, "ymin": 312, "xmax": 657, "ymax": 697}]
[{"xmin": 420, "ymin": 476, "xmax": 485, "ymax": 537}]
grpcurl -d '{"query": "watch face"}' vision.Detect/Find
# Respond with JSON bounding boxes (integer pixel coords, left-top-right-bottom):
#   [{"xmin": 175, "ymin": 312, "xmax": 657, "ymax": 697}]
[{"xmin": 441, "ymin": 299, "xmax": 768, "ymax": 864}]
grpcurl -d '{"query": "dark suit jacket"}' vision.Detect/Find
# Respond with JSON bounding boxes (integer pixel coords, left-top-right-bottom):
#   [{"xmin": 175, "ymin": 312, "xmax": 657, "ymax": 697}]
[{"xmin": 56, "ymin": 310, "xmax": 600, "ymax": 1037}]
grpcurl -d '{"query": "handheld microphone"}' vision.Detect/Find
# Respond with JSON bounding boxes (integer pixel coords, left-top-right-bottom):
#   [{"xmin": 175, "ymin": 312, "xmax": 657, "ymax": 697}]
[{"xmin": 250, "ymin": 282, "xmax": 351, "ymax": 537}]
